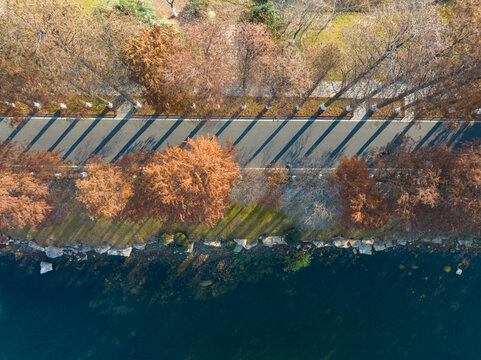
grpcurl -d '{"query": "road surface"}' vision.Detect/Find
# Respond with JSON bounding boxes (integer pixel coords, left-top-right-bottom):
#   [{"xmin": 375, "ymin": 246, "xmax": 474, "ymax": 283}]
[{"xmin": 0, "ymin": 114, "xmax": 479, "ymax": 167}]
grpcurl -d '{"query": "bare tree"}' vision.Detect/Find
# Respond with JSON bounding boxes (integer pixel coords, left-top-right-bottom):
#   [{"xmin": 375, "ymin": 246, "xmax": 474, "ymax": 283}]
[
  {"xmin": 322, "ymin": 0, "xmax": 438, "ymax": 111},
  {"xmin": 234, "ymin": 22, "xmax": 278, "ymax": 105},
  {"xmin": 165, "ymin": 0, "xmax": 178, "ymax": 17}
]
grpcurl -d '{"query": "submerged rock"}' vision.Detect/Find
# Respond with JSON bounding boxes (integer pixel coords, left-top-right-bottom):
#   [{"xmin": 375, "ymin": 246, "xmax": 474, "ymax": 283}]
[
  {"xmin": 45, "ymin": 246, "xmax": 64, "ymax": 259},
  {"xmin": 373, "ymin": 243, "xmax": 386, "ymax": 251},
  {"xmin": 458, "ymin": 240, "xmax": 473, "ymax": 247},
  {"xmin": 311, "ymin": 240, "xmax": 328, "ymax": 248},
  {"xmin": 107, "ymin": 247, "xmax": 132, "ymax": 257},
  {"xmin": 233, "ymin": 244, "xmax": 243, "ymax": 253},
  {"xmin": 200, "ymin": 280, "xmax": 213, "ymax": 287},
  {"xmin": 133, "ymin": 243, "xmax": 146, "ymax": 250},
  {"xmin": 40, "ymin": 261, "xmax": 53, "ymax": 274}
]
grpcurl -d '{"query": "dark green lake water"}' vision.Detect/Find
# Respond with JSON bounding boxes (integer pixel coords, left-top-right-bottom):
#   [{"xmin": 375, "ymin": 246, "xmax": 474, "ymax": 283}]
[{"xmin": 0, "ymin": 249, "xmax": 479, "ymax": 360}]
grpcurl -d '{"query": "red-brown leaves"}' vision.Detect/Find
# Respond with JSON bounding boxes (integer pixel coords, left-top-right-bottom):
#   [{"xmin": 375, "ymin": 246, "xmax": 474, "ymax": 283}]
[
  {"xmin": 76, "ymin": 157, "xmax": 134, "ymax": 221},
  {"xmin": 136, "ymin": 135, "xmax": 240, "ymax": 226},
  {"xmin": 330, "ymin": 156, "xmax": 386, "ymax": 230}
]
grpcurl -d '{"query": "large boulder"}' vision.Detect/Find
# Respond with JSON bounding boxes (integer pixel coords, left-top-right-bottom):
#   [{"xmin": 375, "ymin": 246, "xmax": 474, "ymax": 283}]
[
  {"xmin": 348, "ymin": 240, "xmax": 361, "ymax": 248},
  {"xmin": 234, "ymin": 238, "xmax": 257, "ymax": 250},
  {"xmin": 262, "ymin": 236, "xmax": 287, "ymax": 247},
  {"xmin": 334, "ymin": 239, "xmax": 349, "ymax": 248}
]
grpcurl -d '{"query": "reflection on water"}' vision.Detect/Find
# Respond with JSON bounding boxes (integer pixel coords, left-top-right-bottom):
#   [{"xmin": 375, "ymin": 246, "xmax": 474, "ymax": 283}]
[{"xmin": 0, "ymin": 249, "xmax": 480, "ymax": 359}]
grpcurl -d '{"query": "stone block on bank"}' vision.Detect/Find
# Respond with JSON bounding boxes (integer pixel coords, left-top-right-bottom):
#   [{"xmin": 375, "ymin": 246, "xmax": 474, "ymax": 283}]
[
  {"xmin": 334, "ymin": 240, "xmax": 350, "ymax": 248},
  {"xmin": 95, "ymin": 244, "xmax": 111, "ymax": 254},
  {"xmin": 358, "ymin": 244, "xmax": 373, "ymax": 255},
  {"xmin": 373, "ymin": 243, "xmax": 386, "ymax": 251},
  {"xmin": 28, "ymin": 241, "xmax": 46, "ymax": 252},
  {"xmin": 204, "ymin": 240, "xmax": 221, "ymax": 247},
  {"xmin": 262, "ymin": 236, "xmax": 287, "ymax": 247},
  {"xmin": 348, "ymin": 240, "xmax": 361, "ymax": 248},
  {"xmin": 311, "ymin": 240, "xmax": 329, "ymax": 248},
  {"xmin": 107, "ymin": 247, "xmax": 132, "ymax": 257},
  {"xmin": 45, "ymin": 246, "xmax": 64, "ymax": 259}
]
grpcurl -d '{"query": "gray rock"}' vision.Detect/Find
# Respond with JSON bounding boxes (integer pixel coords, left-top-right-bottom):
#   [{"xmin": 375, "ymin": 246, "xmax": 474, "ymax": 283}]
[
  {"xmin": 204, "ymin": 240, "xmax": 221, "ymax": 247},
  {"xmin": 262, "ymin": 236, "xmax": 287, "ymax": 247},
  {"xmin": 40, "ymin": 261, "xmax": 53, "ymax": 274},
  {"xmin": 133, "ymin": 243, "xmax": 146, "ymax": 250},
  {"xmin": 358, "ymin": 244, "xmax": 373, "ymax": 255},
  {"xmin": 334, "ymin": 239, "xmax": 350, "ymax": 248},
  {"xmin": 45, "ymin": 246, "xmax": 64, "ymax": 259},
  {"xmin": 348, "ymin": 240, "xmax": 361, "ymax": 248},
  {"xmin": 107, "ymin": 247, "xmax": 132, "ymax": 257},
  {"xmin": 95, "ymin": 244, "xmax": 111, "ymax": 254},
  {"xmin": 373, "ymin": 243, "xmax": 386, "ymax": 251},
  {"xmin": 458, "ymin": 240, "xmax": 473, "ymax": 247}
]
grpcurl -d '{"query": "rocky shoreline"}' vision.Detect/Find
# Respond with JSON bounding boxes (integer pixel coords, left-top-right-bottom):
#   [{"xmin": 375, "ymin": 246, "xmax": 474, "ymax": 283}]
[{"xmin": 0, "ymin": 233, "xmax": 476, "ymax": 275}]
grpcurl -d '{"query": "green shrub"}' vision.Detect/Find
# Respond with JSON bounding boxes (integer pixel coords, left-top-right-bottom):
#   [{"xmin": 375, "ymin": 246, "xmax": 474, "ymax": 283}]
[
  {"xmin": 252, "ymin": 1, "xmax": 279, "ymax": 31},
  {"xmin": 284, "ymin": 227, "xmax": 302, "ymax": 245},
  {"xmin": 284, "ymin": 251, "xmax": 312, "ymax": 272},
  {"xmin": 159, "ymin": 232, "xmax": 174, "ymax": 245},
  {"xmin": 189, "ymin": 0, "xmax": 211, "ymax": 16},
  {"xmin": 112, "ymin": 0, "xmax": 160, "ymax": 24},
  {"xmin": 225, "ymin": 239, "xmax": 237, "ymax": 252},
  {"xmin": 174, "ymin": 232, "xmax": 189, "ymax": 252}
]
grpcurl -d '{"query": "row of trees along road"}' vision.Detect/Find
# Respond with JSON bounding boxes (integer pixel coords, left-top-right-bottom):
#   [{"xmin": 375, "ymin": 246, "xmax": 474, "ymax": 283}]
[
  {"xmin": 0, "ymin": 137, "xmax": 239, "ymax": 231},
  {"xmin": 3, "ymin": 135, "xmax": 481, "ymax": 236},
  {"xmin": 1, "ymin": 0, "xmax": 480, "ymax": 118},
  {"xmin": 330, "ymin": 140, "xmax": 481, "ymax": 235}
]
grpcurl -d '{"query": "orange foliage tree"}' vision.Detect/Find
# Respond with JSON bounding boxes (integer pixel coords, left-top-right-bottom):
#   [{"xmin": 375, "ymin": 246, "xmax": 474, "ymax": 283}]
[
  {"xmin": 0, "ymin": 143, "xmax": 66, "ymax": 230},
  {"xmin": 76, "ymin": 157, "xmax": 134, "ymax": 220},
  {"xmin": 137, "ymin": 135, "xmax": 240, "ymax": 226},
  {"xmin": 447, "ymin": 142, "xmax": 481, "ymax": 232},
  {"xmin": 0, "ymin": 171, "xmax": 50, "ymax": 231},
  {"xmin": 330, "ymin": 156, "xmax": 386, "ymax": 230},
  {"xmin": 372, "ymin": 142, "xmax": 456, "ymax": 231},
  {"xmin": 124, "ymin": 24, "xmax": 180, "ymax": 110}
]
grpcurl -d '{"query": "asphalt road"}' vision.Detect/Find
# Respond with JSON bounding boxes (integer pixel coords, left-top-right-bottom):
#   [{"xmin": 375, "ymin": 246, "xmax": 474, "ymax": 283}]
[{"xmin": 0, "ymin": 114, "xmax": 479, "ymax": 167}]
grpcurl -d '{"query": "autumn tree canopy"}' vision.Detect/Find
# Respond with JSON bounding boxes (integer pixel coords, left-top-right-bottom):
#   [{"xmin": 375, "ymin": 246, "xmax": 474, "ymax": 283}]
[
  {"xmin": 76, "ymin": 157, "xmax": 134, "ymax": 220},
  {"xmin": 0, "ymin": 143, "xmax": 66, "ymax": 230},
  {"xmin": 330, "ymin": 156, "xmax": 386, "ymax": 230},
  {"xmin": 138, "ymin": 135, "xmax": 240, "ymax": 226}
]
